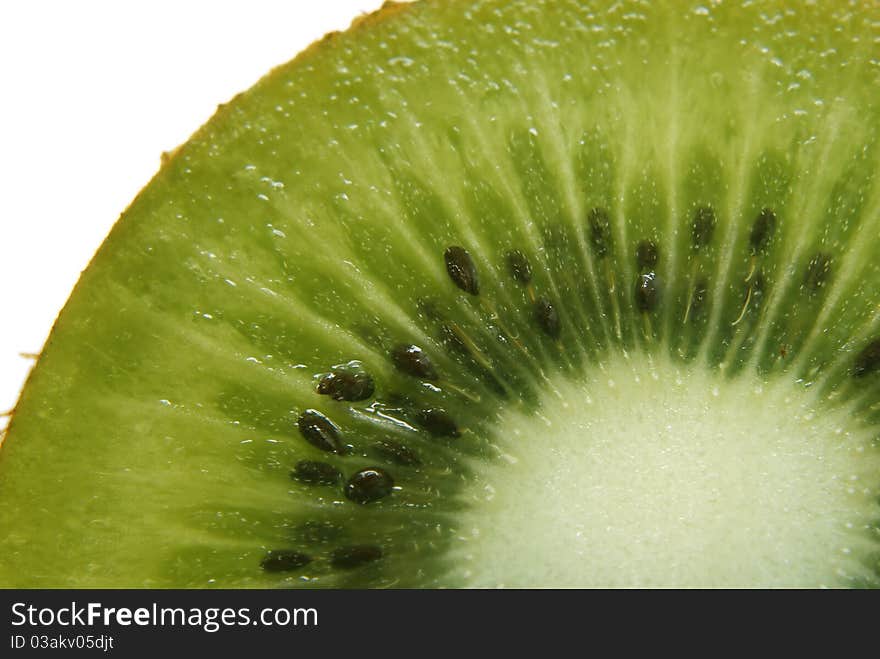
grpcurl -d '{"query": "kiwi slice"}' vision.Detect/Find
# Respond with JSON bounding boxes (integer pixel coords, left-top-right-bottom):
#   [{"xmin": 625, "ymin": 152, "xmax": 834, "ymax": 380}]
[{"xmin": 2, "ymin": 0, "xmax": 880, "ymax": 588}]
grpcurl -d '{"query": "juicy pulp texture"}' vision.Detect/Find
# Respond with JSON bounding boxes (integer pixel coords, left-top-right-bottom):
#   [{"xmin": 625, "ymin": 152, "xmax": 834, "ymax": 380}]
[{"xmin": 1, "ymin": 0, "xmax": 879, "ymax": 587}]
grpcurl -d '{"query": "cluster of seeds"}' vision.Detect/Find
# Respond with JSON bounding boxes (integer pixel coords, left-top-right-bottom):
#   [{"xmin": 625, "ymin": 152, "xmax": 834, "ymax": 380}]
[
  {"xmin": 258, "ymin": 202, "xmax": 880, "ymax": 580},
  {"xmin": 260, "ymin": 335, "xmax": 462, "ymax": 575},
  {"xmin": 260, "ymin": 544, "xmax": 384, "ymax": 573}
]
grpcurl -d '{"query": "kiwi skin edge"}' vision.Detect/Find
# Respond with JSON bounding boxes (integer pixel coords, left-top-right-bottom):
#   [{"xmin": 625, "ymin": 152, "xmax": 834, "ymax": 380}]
[
  {"xmin": 1, "ymin": 0, "xmax": 879, "ymax": 588},
  {"xmin": 0, "ymin": 2, "xmax": 418, "ymax": 442}
]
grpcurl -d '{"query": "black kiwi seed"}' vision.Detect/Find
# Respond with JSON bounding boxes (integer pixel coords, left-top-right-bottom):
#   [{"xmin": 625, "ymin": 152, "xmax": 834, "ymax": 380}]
[
  {"xmin": 444, "ymin": 245, "xmax": 480, "ymax": 295},
  {"xmin": 391, "ymin": 344, "xmax": 438, "ymax": 381},
  {"xmin": 260, "ymin": 550, "xmax": 312, "ymax": 573},
  {"xmin": 417, "ymin": 408, "xmax": 461, "ymax": 438},
  {"xmin": 330, "ymin": 545, "xmax": 383, "ymax": 570},
  {"xmin": 345, "ymin": 467, "xmax": 394, "ymax": 504},
  {"xmin": 291, "ymin": 460, "xmax": 343, "ymax": 486},
  {"xmin": 507, "ymin": 249, "xmax": 532, "ymax": 285},
  {"xmin": 691, "ymin": 205, "xmax": 716, "ymax": 251},
  {"xmin": 534, "ymin": 295, "xmax": 561, "ymax": 339},
  {"xmin": 636, "ymin": 240, "xmax": 659, "ymax": 271},
  {"xmin": 588, "ymin": 207, "xmax": 612, "ymax": 257},
  {"xmin": 317, "ymin": 361, "xmax": 375, "ymax": 401},
  {"xmin": 635, "ymin": 272, "xmax": 660, "ymax": 312},
  {"xmin": 803, "ymin": 252, "xmax": 832, "ymax": 292},
  {"xmin": 375, "ymin": 439, "xmax": 421, "ymax": 467},
  {"xmin": 749, "ymin": 208, "xmax": 776, "ymax": 255},
  {"xmin": 297, "ymin": 409, "xmax": 347, "ymax": 454},
  {"xmin": 853, "ymin": 338, "xmax": 880, "ymax": 378}
]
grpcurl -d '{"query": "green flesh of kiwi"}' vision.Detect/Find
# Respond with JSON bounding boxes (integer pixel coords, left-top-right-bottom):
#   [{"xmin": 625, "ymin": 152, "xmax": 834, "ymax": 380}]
[{"xmin": 2, "ymin": 0, "xmax": 880, "ymax": 588}]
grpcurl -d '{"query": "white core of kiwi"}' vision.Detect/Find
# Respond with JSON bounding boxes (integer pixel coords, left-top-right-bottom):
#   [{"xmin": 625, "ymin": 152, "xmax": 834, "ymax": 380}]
[{"xmin": 449, "ymin": 352, "xmax": 880, "ymax": 588}]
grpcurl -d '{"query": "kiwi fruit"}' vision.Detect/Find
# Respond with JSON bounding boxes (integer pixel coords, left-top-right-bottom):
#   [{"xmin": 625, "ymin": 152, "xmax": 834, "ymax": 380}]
[{"xmin": 1, "ymin": 0, "xmax": 879, "ymax": 588}]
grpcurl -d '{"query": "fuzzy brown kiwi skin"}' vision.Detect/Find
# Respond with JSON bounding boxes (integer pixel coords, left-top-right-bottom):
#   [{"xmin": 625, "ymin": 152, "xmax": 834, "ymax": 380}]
[{"xmin": 0, "ymin": 0, "xmax": 420, "ymax": 454}]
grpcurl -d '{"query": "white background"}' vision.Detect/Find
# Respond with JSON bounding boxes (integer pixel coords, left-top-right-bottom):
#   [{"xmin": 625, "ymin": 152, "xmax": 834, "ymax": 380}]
[{"xmin": 0, "ymin": 1, "xmax": 395, "ymax": 429}]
